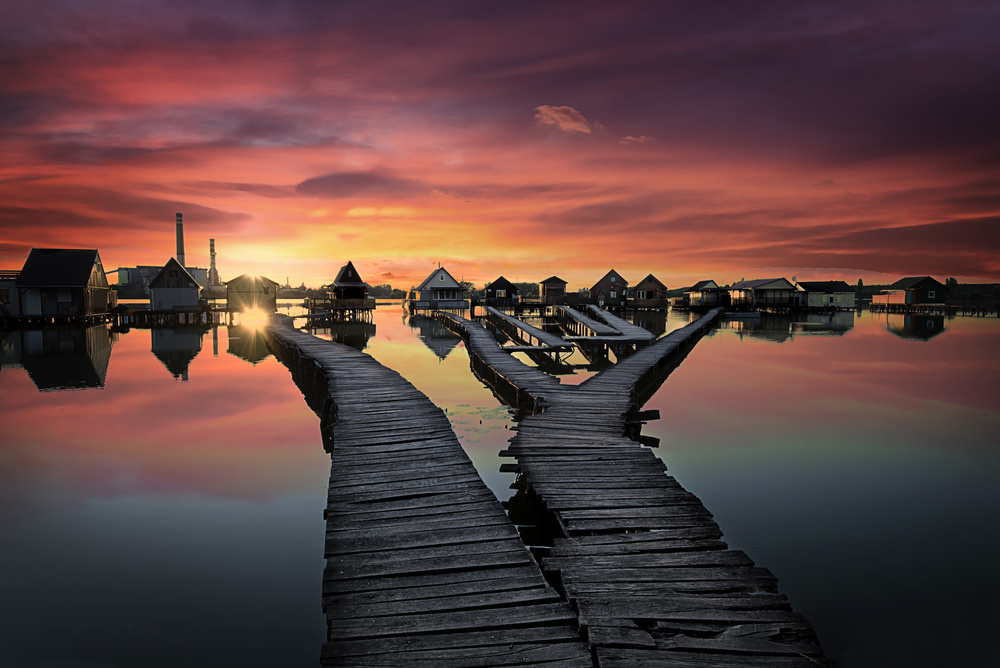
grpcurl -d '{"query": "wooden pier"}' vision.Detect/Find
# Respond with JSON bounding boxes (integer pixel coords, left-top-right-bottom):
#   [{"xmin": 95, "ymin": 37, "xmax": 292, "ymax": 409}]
[
  {"xmin": 264, "ymin": 315, "xmax": 591, "ymax": 667},
  {"xmin": 552, "ymin": 305, "xmax": 620, "ymax": 337},
  {"xmin": 435, "ymin": 309, "xmax": 829, "ymax": 666},
  {"xmin": 484, "ymin": 306, "xmax": 574, "ymax": 354}
]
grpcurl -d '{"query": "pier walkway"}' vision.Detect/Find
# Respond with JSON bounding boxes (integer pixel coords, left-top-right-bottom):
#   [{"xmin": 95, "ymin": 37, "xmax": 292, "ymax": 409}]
[
  {"xmin": 583, "ymin": 305, "xmax": 654, "ymax": 342},
  {"xmin": 552, "ymin": 306, "xmax": 620, "ymax": 338},
  {"xmin": 265, "ymin": 316, "xmax": 591, "ymax": 667},
  {"xmin": 484, "ymin": 306, "xmax": 574, "ymax": 353},
  {"xmin": 436, "ymin": 309, "xmax": 828, "ymax": 667}
]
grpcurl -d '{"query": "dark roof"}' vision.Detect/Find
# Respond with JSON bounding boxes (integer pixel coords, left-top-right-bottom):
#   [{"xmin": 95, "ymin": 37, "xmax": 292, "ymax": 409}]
[
  {"xmin": 796, "ymin": 281, "xmax": 855, "ymax": 293},
  {"xmin": 15, "ymin": 249, "xmax": 104, "ymax": 287},
  {"xmin": 886, "ymin": 276, "xmax": 945, "ymax": 290},
  {"xmin": 593, "ymin": 269, "xmax": 628, "ymax": 289},
  {"xmin": 149, "ymin": 257, "xmax": 199, "ymax": 289},
  {"xmin": 540, "ymin": 276, "xmax": 567, "ymax": 285},
  {"xmin": 333, "ymin": 261, "xmax": 370, "ymax": 288},
  {"xmin": 730, "ymin": 278, "xmax": 793, "ymax": 290},
  {"xmin": 635, "ymin": 273, "xmax": 666, "ymax": 290},
  {"xmin": 687, "ymin": 280, "xmax": 719, "ymax": 292},
  {"xmin": 226, "ymin": 274, "xmax": 279, "ymax": 289},
  {"xmin": 486, "ymin": 276, "xmax": 519, "ymax": 293}
]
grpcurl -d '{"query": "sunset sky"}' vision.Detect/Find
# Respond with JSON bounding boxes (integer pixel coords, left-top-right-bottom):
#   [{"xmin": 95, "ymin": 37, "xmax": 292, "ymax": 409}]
[{"xmin": 2, "ymin": 0, "xmax": 998, "ymax": 289}]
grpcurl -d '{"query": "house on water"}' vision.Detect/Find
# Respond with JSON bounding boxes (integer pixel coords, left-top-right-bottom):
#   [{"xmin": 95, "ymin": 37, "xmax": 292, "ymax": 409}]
[
  {"xmin": 728, "ymin": 278, "xmax": 796, "ymax": 310},
  {"xmin": 540, "ymin": 276, "xmax": 568, "ymax": 305},
  {"xmin": 226, "ymin": 274, "xmax": 279, "ymax": 312},
  {"xmin": 14, "ymin": 248, "xmax": 114, "ymax": 321},
  {"xmin": 149, "ymin": 258, "xmax": 202, "ymax": 312},
  {"xmin": 872, "ymin": 276, "xmax": 947, "ymax": 313},
  {"xmin": 330, "ymin": 261, "xmax": 372, "ymax": 302},
  {"xmin": 484, "ymin": 276, "xmax": 519, "ymax": 308},
  {"xmin": 680, "ymin": 280, "xmax": 726, "ymax": 309},
  {"xmin": 0, "ymin": 269, "xmax": 20, "ymax": 318},
  {"xmin": 407, "ymin": 266, "xmax": 468, "ymax": 312},
  {"xmin": 796, "ymin": 281, "xmax": 857, "ymax": 310},
  {"xmin": 590, "ymin": 269, "xmax": 629, "ymax": 309},
  {"xmin": 631, "ymin": 274, "xmax": 668, "ymax": 309}
]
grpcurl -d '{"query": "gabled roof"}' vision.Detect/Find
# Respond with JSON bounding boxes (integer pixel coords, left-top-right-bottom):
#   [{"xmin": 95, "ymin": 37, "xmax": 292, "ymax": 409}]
[
  {"xmin": 333, "ymin": 260, "xmax": 369, "ymax": 288},
  {"xmin": 635, "ymin": 273, "xmax": 666, "ymax": 290},
  {"xmin": 886, "ymin": 276, "xmax": 945, "ymax": 290},
  {"xmin": 687, "ymin": 280, "xmax": 719, "ymax": 292},
  {"xmin": 416, "ymin": 266, "xmax": 463, "ymax": 291},
  {"xmin": 149, "ymin": 257, "xmax": 199, "ymax": 289},
  {"xmin": 730, "ymin": 278, "xmax": 795, "ymax": 290},
  {"xmin": 540, "ymin": 276, "xmax": 567, "ymax": 286},
  {"xmin": 15, "ymin": 249, "xmax": 105, "ymax": 287},
  {"xmin": 592, "ymin": 269, "xmax": 628, "ymax": 290},
  {"xmin": 486, "ymin": 276, "xmax": 518, "ymax": 293},
  {"xmin": 226, "ymin": 274, "xmax": 279, "ymax": 289},
  {"xmin": 796, "ymin": 281, "xmax": 855, "ymax": 293}
]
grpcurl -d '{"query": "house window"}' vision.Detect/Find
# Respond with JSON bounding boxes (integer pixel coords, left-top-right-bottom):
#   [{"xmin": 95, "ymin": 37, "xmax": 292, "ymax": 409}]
[
  {"xmin": 928, "ymin": 290, "xmax": 936, "ymax": 298},
  {"xmin": 610, "ymin": 276, "xmax": 616, "ymax": 283},
  {"xmin": 610, "ymin": 291, "xmax": 617, "ymax": 299},
  {"xmin": 0, "ymin": 288, "xmax": 9, "ymax": 304},
  {"xmin": 497, "ymin": 290, "xmax": 506, "ymax": 298},
  {"xmin": 439, "ymin": 275, "xmax": 445, "ymax": 281},
  {"xmin": 638, "ymin": 290, "xmax": 646, "ymax": 299}
]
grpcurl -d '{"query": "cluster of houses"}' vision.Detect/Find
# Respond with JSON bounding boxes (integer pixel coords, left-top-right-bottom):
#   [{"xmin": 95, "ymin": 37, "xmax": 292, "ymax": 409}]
[{"xmin": 0, "ymin": 245, "xmax": 953, "ymax": 323}]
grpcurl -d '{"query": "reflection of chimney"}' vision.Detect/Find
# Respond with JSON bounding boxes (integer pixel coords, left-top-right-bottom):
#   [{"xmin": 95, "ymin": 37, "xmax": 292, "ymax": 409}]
[
  {"xmin": 176, "ymin": 212, "xmax": 185, "ymax": 267},
  {"xmin": 209, "ymin": 238, "xmax": 219, "ymax": 286}
]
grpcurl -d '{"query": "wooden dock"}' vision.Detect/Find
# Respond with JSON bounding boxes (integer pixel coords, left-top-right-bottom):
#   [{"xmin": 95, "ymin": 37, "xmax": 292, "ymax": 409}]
[
  {"xmin": 484, "ymin": 306, "xmax": 574, "ymax": 353},
  {"xmin": 264, "ymin": 315, "xmax": 591, "ymax": 667},
  {"xmin": 435, "ymin": 309, "xmax": 829, "ymax": 666},
  {"xmin": 583, "ymin": 305, "xmax": 654, "ymax": 341},
  {"xmin": 552, "ymin": 306, "xmax": 620, "ymax": 337}
]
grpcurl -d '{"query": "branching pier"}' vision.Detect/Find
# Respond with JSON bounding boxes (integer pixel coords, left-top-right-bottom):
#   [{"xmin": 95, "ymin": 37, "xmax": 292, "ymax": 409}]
[{"xmin": 435, "ymin": 309, "xmax": 829, "ymax": 667}]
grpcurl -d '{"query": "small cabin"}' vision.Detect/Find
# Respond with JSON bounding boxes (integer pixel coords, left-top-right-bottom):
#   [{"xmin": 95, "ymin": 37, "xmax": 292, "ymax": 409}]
[
  {"xmin": 631, "ymin": 274, "xmax": 668, "ymax": 309},
  {"xmin": 226, "ymin": 274, "xmax": 279, "ymax": 312},
  {"xmin": 682, "ymin": 280, "xmax": 725, "ymax": 309},
  {"xmin": 796, "ymin": 281, "xmax": 856, "ymax": 310},
  {"xmin": 410, "ymin": 266, "xmax": 468, "ymax": 311},
  {"xmin": 15, "ymin": 248, "xmax": 113, "ymax": 318},
  {"xmin": 590, "ymin": 269, "xmax": 628, "ymax": 309},
  {"xmin": 540, "ymin": 276, "xmax": 568, "ymax": 305},
  {"xmin": 149, "ymin": 258, "xmax": 202, "ymax": 311},
  {"xmin": 331, "ymin": 261, "xmax": 371, "ymax": 301},
  {"xmin": 484, "ymin": 276, "xmax": 519, "ymax": 307},
  {"xmin": 874, "ymin": 277, "xmax": 947, "ymax": 307},
  {"xmin": 728, "ymin": 278, "xmax": 796, "ymax": 309}
]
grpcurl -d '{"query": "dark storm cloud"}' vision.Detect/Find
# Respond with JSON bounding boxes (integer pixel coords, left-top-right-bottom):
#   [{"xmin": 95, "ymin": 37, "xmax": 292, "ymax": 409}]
[{"xmin": 296, "ymin": 170, "xmax": 430, "ymax": 199}]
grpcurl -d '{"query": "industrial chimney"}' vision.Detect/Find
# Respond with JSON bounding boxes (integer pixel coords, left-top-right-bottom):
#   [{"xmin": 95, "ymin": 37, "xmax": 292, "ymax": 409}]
[
  {"xmin": 209, "ymin": 238, "xmax": 219, "ymax": 286},
  {"xmin": 175, "ymin": 212, "xmax": 186, "ymax": 267}
]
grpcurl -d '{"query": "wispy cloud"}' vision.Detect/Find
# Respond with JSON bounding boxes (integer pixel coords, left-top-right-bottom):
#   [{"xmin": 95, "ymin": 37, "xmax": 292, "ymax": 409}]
[{"xmin": 534, "ymin": 105, "xmax": 594, "ymax": 134}]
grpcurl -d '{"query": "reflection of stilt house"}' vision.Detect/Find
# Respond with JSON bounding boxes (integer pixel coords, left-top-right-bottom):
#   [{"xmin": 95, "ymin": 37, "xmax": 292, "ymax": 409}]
[
  {"xmin": 226, "ymin": 274, "xmax": 278, "ymax": 312},
  {"xmin": 540, "ymin": 276, "xmax": 567, "ymax": 305},
  {"xmin": 18, "ymin": 325, "xmax": 113, "ymax": 391},
  {"xmin": 409, "ymin": 316, "xmax": 462, "ymax": 359},
  {"xmin": 590, "ymin": 269, "xmax": 628, "ymax": 309},
  {"xmin": 227, "ymin": 325, "xmax": 272, "ymax": 364},
  {"xmin": 407, "ymin": 266, "xmax": 468, "ymax": 312},
  {"xmin": 631, "ymin": 274, "xmax": 668, "ymax": 309},
  {"xmin": 884, "ymin": 313, "xmax": 947, "ymax": 340},
  {"xmin": 484, "ymin": 276, "xmax": 519, "ymax": 308},
  {"xmin": 149, "ymin": 258, "xmax": 202, "ymax": 312},
  {"xmin": 151, "ymin": 328, "xmax": 204, "ymax": 381},
  {"xmin": 15, "ymin": 249, "xmax": 114, "ymax": 320}
]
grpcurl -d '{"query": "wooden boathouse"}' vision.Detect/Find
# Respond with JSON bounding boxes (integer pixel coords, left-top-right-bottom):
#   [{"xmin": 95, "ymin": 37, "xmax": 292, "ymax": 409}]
[
  {"xmin": 11, "ymin": 248, "xmax": 115, "ymax": 324},
  {"xmin": 306, "ymin": 261, "xmax": 376, "ymax": 320},
  {"xmin": 406, "ymin": 265, "xmax": 469, "ymax": 313}
]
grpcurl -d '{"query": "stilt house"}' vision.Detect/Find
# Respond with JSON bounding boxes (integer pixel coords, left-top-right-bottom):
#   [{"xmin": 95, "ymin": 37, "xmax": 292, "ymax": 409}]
[
  {"xmin": 226, "ymin": 274, "xmax": 279, "ymax": 312},
  {"xmin": 149, "ymin": 258, "xmax": 202, "ymax": 312},
  {"xmin": 795, "ymin": 281, "xmax": 856, "ymax": 310},
  {"xmin": 484, "ymin": 276, "xmax": 519, "ymax": 307},
  {"xmin": 409, "ymin": 266, "xmax": 468, "ymax": 311},
  {"xmin": 590, "ymin": 269, "xmax": 629, "ymax": 309},
  {"xmin": 728, "ymin": 278, "xmax": 796, "ymax": 309},
  {"xmin": 15, "ymin": 248, "xmax": 113, "ymax": 318},
  {"xmin": 540, "ymin": 276, "xmax": 568, "ymax": 305},
  {"xmin": 631, "ymin": 274, "xmax": 668, "ymax": 309},
  {"xmin": 873, "ymin": 277, "xmax": 947, "ymax": 309}
]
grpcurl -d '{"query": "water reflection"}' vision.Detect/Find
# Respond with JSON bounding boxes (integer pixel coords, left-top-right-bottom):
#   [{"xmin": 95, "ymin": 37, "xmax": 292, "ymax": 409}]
[
  {"xmin": 409, "ymin": 314, "xmax": 462, "ymax": 359},
  {"xmin": 882, "ymin": 313, "xmax": 947, "ymax": 340},
  {"xmin": 227, "ymin": 325, "xmax": 272, "ymax": 365},
  {"xmin": 151, "ymin": 327, "xmax": 205, "ymax": 381},
  {"xmin": 719, "ymin": 311, "xmax": 856, "ymax": 343},
  {"xmin": 2, "ymin": 325, "xmax": 113, "ymax": 391},
  {"xmin": 301, "ymin": 321, "xmax": 376, "ymax": 351}
]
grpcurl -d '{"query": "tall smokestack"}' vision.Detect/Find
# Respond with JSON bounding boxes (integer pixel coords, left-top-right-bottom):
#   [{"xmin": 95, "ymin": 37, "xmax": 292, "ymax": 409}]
[
  {"xmin": 175, "ymin": 212, "xmax": 185, "ymax": 267},
  {"xmin": 209, "ymin": 238, "xmax": 219, "ymax": 286}
]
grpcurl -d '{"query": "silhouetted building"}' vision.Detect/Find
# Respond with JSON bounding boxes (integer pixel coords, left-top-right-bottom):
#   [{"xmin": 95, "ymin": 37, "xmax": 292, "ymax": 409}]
[
  {"xmin": 227, "ymin": 274, "xmax": 279, "ymax": 312},
  {"xmin": 874, "ymin": 277, "xmax": 947, "ymax": 309},
  {"xmin": 590, "ymin": 269, "xmax": 628, "ymax": 308},
  {"xmin": 728, "ymin": 278, "xmax": 796, "ymax": 309},
  {"xmin": 15, "ymin": 248, "xmax": 113, "ymax": 318},
  {"xmin": 149, "ymin": 258, "xmax": 201, "ymax": 311},
  {"xmin": 680, "ymin": 280, "xmax": 725, "ymax": 308},
  {"xmin": 631, "ymin": 274, "xmax": 668, "ymax": 309},
  {"xmin": 484, "ymin": 276, "xmax": 519, "ymax": 307},
  {"xmin": 795, "ymin": 281, "xmax": 856, "ymax": 310},
  {"xmin": 330, "ymin": 261, "xmax": 371, "ymax": 300},
  {"xmin": 540, "ymin": 276, "xmax": 568, "ymax": 305},
  {"xmin": 0, "ymin": 269, "xmax": 20, "ymax": 317}
]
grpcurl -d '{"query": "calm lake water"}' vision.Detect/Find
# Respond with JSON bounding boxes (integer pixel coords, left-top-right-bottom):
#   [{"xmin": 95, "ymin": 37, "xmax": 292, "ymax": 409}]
[{"xmin": 1, "ymin": 303, "xmax": 998, "ymax": 667}]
